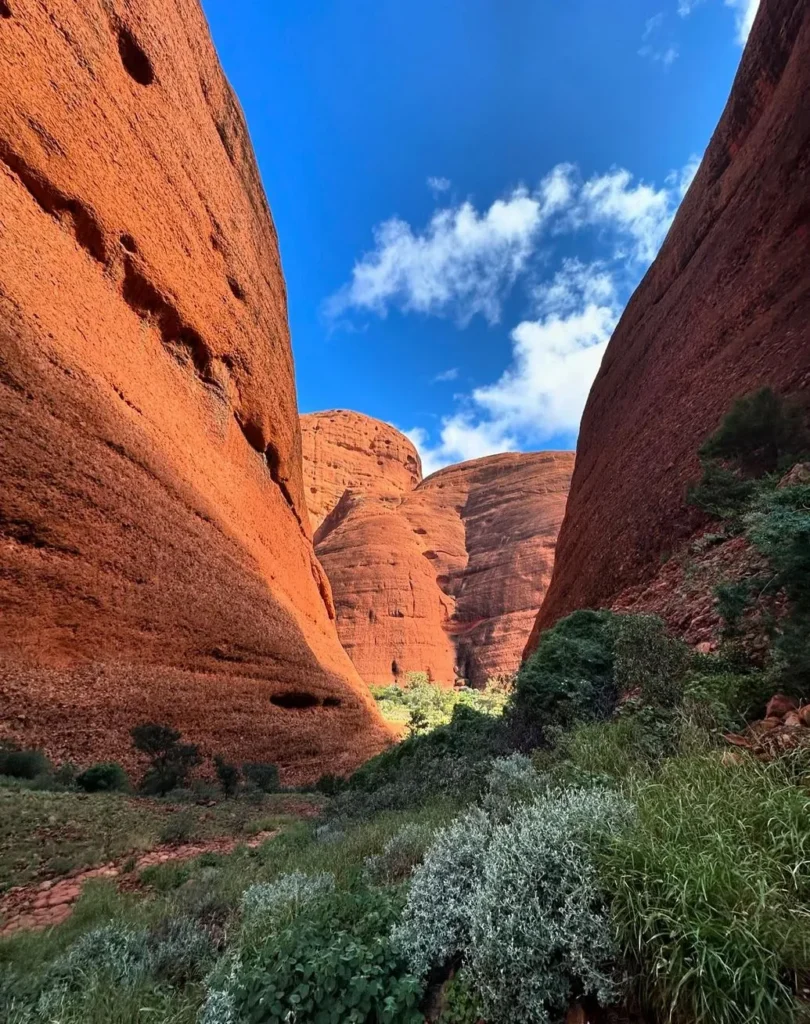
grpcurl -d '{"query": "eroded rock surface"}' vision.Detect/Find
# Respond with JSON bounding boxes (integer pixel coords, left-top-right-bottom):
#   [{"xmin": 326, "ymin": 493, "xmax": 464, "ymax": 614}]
[
  {"xmin": 0, "ymin": 0, "xmax": 390, "ymax": 781},
  {"xmin": 527, "ymin": 0, "xmax": 810, "ymax": 652},
  {"xmin": 301, "ymin": 410, "xmax": 422, "ymax": 532},
  {"xmin": 302, "ymin": 413, "xmax": 574, "ymax": 686}
]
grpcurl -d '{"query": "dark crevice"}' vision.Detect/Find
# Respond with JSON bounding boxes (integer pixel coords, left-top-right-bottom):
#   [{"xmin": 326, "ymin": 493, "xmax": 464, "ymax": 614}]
[
  {"xmin": 237, "ymin": 414, "xmax": 306, "ymax": 531},
  {"xmin": 216, "ymin": 120, "xmax": 235, "ymax": 165},
  {"xmin": 0, "ymin": 141, "xmax": 107, "ymax": 264},
  {"xmin": 120, "ymin": 234, "xmax": 138, "ymax": 253},
  {"xmin": 323, "ymin": 697, "xmax": 342, "ymax": 708},
  {"xmin": 117, "ymin": 26, "xmax": 154, "ymax": 86},
  {"xmin": 228, "ymin": 277, "xmax": 245, "ymax": 301},
  {"xmin": 121, "ymin": 257, "xmax": 214, "ymax": 382},
  {"xmin": 0, "ymin": 2, "xmax": 11, "ymax": 17},
  {"xmin": 0, "ymin": 515, "xmax": 79, "ymax": 556},
  {"xmin": 271, "ymin": 691, "xmax": 319, "ymax": 710}
]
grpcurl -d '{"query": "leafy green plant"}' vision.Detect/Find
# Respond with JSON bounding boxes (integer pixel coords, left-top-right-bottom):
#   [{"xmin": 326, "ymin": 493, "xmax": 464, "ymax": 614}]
[
  {"xmin": 220, "ymin": 887, "xmax": 423, "ymax": 1023},
  {"xmin": 242, "ymin": 762, "xmax": 280, "ymax": 793},
  {"xmin": 130, "ymin": 723, "xmax": 201, "ymax": 796},
  {"xmin": 508, "ymin": 609, "xmax": 621, "ymax": 747},
  {"xmin": 600, "ymin": 754, "xmax": 810, "ymax": 1024},
  {"xmin": 76, "ymin": 762, "xmax": 130, "ymax": 794},
  {"xmin": 0, "ymin": 745, "xmax": 51, "ymax": 780},
  {"xmin": 158, "ymin": 809, "xmax": 197, "ymax": 846},
  {"xmin": 614, "ymin": 614, "xmax": 690, "ymax": 708},
  {"xmin": 214, "ymin": 755, "xmax": 241, "ymax": 798}
]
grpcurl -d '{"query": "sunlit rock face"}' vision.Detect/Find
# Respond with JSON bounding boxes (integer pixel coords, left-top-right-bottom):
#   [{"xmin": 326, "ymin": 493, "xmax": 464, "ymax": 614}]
[
  {"xmin": 0, "ymin": 0, "xmax": 391, "ymax": 782},
  {"xmin": 302, "ymin": 412, "xmax": 574, "ymax": 686}
]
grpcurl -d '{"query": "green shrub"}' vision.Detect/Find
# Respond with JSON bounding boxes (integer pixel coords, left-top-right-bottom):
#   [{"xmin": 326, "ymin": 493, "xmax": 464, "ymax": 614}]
[
  {"xmin": 211, "ymin": 887, "xmax": 423, "ymax": 1024},
  {"xmin": 314, "ymin": 772, "xmax": 347, "ymax": 795},
  {"xmin": 437, "ymin": 970, "xmax": 484, "ymax": 1023},
  {"xmin": 371, "ymin": 677, "xmax": 508, "ymax": 735},
  {"xmin": 0, "ymin": 745, "xmax": 51, "ymax": 780},
  {"xmin": 335, "ymin": 704, "xmax": 505, "ymax": 820},
  {"xmin": 214, "ymin": 755, "xmax": 240, "ymax": 797},
  {"xmin": 130, "ymin": 723, "xmax": 201, "ymax": 796},
  {"xmin": 158, "ymin": 809, "xmax": 197, "ymax": 846},
  {"xmin": 481, "ymin": 753, "xmax": 548, "ymax": 816},
  {"xmin": 600, "ymin": 754, "xmax": 810, "ymax": 1024},
  {"xmin": 614, "ymin": 614, "xmax": 690, "ymax": 708},
  {"xmin": 242, "ymin": 761, "xmax": 280, "ymax": 793},
  {"xmin": 395, "ymin": 788, "xmax": 632, "ymax": 1024},
  {"xmin": 509, "ymin": 609, "xmax": 621, "ymax": 747},
  {"xmin": 75, "ymin": 762, "xmax": 130, "ymax": 793},
  {"xmin": 363, "ymin": 823, "xmax": 434, "ymax": 886},
  {"xmin": 699, "ymin": 388, "xmax": 808, "ymax": 477}
]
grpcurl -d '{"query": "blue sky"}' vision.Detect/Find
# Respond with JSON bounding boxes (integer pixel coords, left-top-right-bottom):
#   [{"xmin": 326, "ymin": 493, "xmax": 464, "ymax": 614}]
[{"xmin": 201, "ymin": 0, "xmax": 758, "ymax": 475}]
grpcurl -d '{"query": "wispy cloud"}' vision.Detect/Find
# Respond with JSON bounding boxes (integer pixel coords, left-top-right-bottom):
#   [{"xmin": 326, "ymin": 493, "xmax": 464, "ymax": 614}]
[
  {"xmin": 678, "ymin": 0, "xmax": 759, "ymax": 44},
  {"xmin": 427, "ymin": 176, "xmax": 451, "ymax": 195},
  {"xmin": 639, "ymin": 13, "xmax": 679, "ymax": 68},
  {"xmin": 399, "ymin": 157, "xmax": 700, "ymax": 474},
  {"xmin": 432, "ymin": 367, "xmax": 459, "ymax": 383}
]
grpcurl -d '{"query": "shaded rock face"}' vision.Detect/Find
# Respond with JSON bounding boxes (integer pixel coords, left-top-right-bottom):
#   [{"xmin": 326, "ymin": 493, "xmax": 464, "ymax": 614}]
[
  {"xmin": 0, "ymin": 0, "xmax": 390, "ymax": 781},
  {"xmin": 527, "ymin": 0, "xmax": 810, "ymax": 652},
  {"xmin": 301, "ymin": 410, "xmax": 422, "ymax": 532},
  {"xmin": 301, "ymin": 414, "xmax": 574, "ymax": 686}
]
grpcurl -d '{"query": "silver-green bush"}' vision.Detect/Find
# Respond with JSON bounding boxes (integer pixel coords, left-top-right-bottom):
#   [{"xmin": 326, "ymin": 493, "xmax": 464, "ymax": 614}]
[
  {"xmin": 395, "ymin": 789, "xmax": 633, "ymax": 1024},
  {"xmin": 362, "ymin": 823, "xmax": 435, "ymax": 885},
  {"xmin": 240, "ymin": 871, "xmax": 335, "ymax": 924}
]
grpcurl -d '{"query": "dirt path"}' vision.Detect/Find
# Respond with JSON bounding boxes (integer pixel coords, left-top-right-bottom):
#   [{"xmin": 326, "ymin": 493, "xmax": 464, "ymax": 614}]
[{"xmin": 0, "ymin": 830, "xmax": 277, "ymax": 937}]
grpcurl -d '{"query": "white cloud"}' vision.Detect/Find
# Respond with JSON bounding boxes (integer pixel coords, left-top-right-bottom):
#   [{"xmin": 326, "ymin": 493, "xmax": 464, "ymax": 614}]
[
  {"xmin": 678, "ymin": 0, "xmax": 759, "ymax": 44},
  {"xmin": 326, "ymin": 167, "xmax": 585, "ymax": 326},
  {"xmin": 403, "ymin": 157, "xmax": 699, "ymax": 473},
  {"xmin": 432, "ymin": 367, "xmax": 459, "ymax": 383},
  {"xmin": 325, "ymin": 187, "xmax": 547, "ymax": 326},
  {"xmin": 639, "ymin": 13, "xmax": 679, "ymax": 67},
  {"xmin": 427, "ymin": 176, "xmax": 451, "ymax": 194},
  {"xmin": 725, "ymin": 0, "xmax": 759, "ymax": 43}
]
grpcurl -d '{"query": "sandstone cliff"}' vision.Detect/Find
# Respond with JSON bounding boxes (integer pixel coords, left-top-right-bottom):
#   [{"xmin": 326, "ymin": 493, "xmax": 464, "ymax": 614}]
[
  {"xmin": 301, "ymin": 413, "xmax": 574, "ymax": 686},
  {"xmin": 527, "ymin": 0, "xmax": 810, "ymax": 652},
  {"xmin": 0, "ymin": 0, "xmax": 390, "ymax": 780},
  {"xmin": 302, "ymin": 410, "xmax": 422, "ymax": 532}
]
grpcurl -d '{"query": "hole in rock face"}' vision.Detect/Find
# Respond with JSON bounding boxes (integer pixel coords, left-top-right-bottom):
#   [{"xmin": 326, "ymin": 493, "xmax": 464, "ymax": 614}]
[
  {"xmin": 0, "ymin": 2, "xmax": 12, "ymax": 18},
  {"xmin": 270, "ymin": 691, "xmax": 319, "ymax": 710},
  {"xmin": 228, "ymin": 277, "xmax": 245, "ymax": 301},
  {"xmin": 368, "ymin": 608, "xmax": 376, "ymax": 623},
  {"xmin": 118, "ymin": 26, "xmax": 155, "ymax": 86},
  {"xmin": 120, "ymin": 234, "xmax": 137, "ymax": 253},
  {"xmin": 422, "ymin": 550, "xmax": 438, "ymax": 560},
  {"xmin": 391, "ymin": 659, "xmax": 400, "ymax": 677},
  {"xmin": 413, "ymin": 527, "xmax": 427, "ymax": 535},
  {"xmin": 323, "ymin": 697, "xmax": 341, "ymax": 708}
]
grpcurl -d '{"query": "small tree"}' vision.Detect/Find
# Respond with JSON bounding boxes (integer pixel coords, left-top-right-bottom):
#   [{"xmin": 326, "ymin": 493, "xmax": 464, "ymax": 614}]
[
  {"xmin": 130, "ymin": 723, "xmax": 201, "ymax": 796},
  {"xmin": 242, "ymin": 762, "xmax": 280, "ymax": 793},
  {"xmin": 76, "ymin": 762, "xmax": 130, "ymax": 793},
  {"xmin": 213, "ymin": 755, "xmax": 240, "ymax": 798}
]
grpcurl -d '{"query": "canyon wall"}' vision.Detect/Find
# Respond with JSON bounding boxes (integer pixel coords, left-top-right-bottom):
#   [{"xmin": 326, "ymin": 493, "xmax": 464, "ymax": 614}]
[
  {"xmin": 301, "ymin": 413, "xmax": 573, "ymax": 686},
  {"xmin": 0, "ymin": 0, "xmax": 390, "ymax": 780},
  {"xmin": 527, "ymin": 0, "xmax": 810, "ymax": 651}
]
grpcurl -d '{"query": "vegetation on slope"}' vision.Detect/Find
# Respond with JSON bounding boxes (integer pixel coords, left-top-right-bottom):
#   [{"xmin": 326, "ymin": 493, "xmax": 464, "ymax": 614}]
[{"xmin": 2, "ymin": 389, "xmax": 810, "ymax": 1023}]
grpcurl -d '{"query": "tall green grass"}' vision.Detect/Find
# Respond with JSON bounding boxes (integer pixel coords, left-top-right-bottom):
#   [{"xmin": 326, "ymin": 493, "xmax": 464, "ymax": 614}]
[{"xmin": 600, "ymin": 753, "xmax": 810, "ymax": 1024}]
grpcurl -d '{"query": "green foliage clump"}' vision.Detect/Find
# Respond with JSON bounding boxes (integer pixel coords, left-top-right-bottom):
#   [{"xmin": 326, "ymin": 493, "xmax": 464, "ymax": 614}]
[
  {"xmin": 437, "ymin": 971, "xmax": 484, "ymax": 1023},
  {"xmin": 214, "ymin": 755, "xmax": 241, "ymax": 797},
  {"xmin": 242, "ymin": 762, "xmax": 280, "ymax": 794},
  {"xmin": 395, "ymin": 788, "xmax": 631, "ymax": 1024},
  {"xmin": 614, "ymin": 614, "xmax": 690, "ymax": 708},
  {"xmin": 0, "ymin": 745, "xmax": 51, "ymax": 781},
  {"xmin": 362, "ymin": 823, "xmax": 434, "ymax": 886},
  {"xmin": 509, "ymin": 609, "xmax": 621, "ymax": 747},
  {"xmin": 335, "ymin": 704, "xmax": 505, "ymax": 820},
  {"xmin": 158, "ymin": 809, "xmax": 197, "ymax": 846},
  {"xmin": 240, "ymin": 871, "xmax": 335, "ymax": 927},
  {"xmin": 75, "ymin": 762, "xmax": 130, "ymax": 794},
  {"xmin": 130, "ymin": 723, "xmax": 201, "ymax": 796},
  {"xmin": 601, "ymin": 754, "xmax": 810, "ymax": 1024},
  {"xmin": 371, "ymin": 675, "xmax": 508, "ymax": 735},
  {"xmin": 210, "ymin": 887, "xmax": 423, "ymax": 1024}
]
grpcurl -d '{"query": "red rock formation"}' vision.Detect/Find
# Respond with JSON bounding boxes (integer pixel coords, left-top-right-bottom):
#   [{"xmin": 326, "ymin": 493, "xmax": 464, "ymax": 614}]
[
  {"xmin": 301, "ymin": 410, "xmax": 422, "ymax": 532},
  {"xmin": 0, "ymin": 0, "xmax": 390, "ymax": 781},
  {"xmin": 527, "ymin": 0, "xmax": 810, "ymax": 652},
  {"xmin": 302, "ymin": 414, "xmax": 574, "ymax": 686}
]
